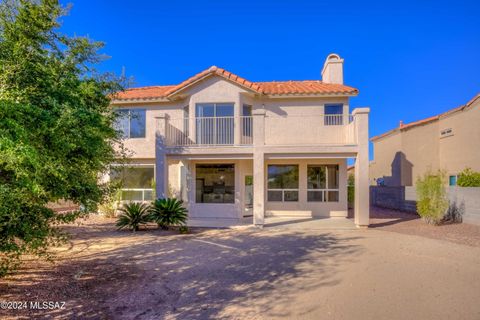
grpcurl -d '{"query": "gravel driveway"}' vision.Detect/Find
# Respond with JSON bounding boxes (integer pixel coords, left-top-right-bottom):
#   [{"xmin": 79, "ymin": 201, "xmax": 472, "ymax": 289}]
[{"xmin": 1, "ymin": 214, "xmax": 480, "ymax": 320}]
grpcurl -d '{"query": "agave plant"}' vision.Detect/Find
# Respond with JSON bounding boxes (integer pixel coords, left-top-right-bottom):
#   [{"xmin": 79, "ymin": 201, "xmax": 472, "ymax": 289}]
[
  {"xmin": 151, "ymin": 198, "xmax": 188, "ymax": 229},
  {"xmin": 116, "ymin": 202, "xmax": 152, "ymax": 231}
]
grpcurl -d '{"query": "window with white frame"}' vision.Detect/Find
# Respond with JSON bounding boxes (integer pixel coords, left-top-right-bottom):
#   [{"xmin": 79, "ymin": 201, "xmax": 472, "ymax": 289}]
[
  {"xmin": 115, "ymin": 109, "xmax": 146, "ymax": 138},
  {"xmin": 110, "ymin": 165, "xmax": 155, "ymax": 201},
  {"xmin": 307, "ymin": 165, "xmax": 339, "ymax": 202},
  {"xmin": 324, "ymin": 104, "xmax": 344, "ymax": 125},
  {"xmin": 267, "ymin": 165, "xmax": 299, "ymax": 202}
]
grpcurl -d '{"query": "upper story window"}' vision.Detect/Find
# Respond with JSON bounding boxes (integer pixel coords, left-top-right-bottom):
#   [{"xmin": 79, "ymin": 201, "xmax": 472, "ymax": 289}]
[
  {"xmin": 324, "ymin": 104, "xmax": 344, "ymax": 125},
  {"xmin": 115, "ymin": 109, "xmax": 146, "ymax": 138},
  {"xmin": 196, "ymin": 103, "xmax": 234, "ymax": 117},
  {"xmin": 440, "ymin": 128, "xmax": 453, "ymax": 138}
]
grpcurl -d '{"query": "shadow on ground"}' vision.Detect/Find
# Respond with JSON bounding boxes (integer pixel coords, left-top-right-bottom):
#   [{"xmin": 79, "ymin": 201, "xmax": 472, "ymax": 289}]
[{"xmin": 1, "ymin": 220, "xmax": 363, "ymax": 319}]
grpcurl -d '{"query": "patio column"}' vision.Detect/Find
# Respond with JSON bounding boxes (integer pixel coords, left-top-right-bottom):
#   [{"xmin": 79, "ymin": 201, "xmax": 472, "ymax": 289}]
[
  {"xmin": 353, "ymin": 108, "xmax": 370, "ymax": 227},
  {"xmin": 155, "ymin": 114, "xmax": 169, "ymax": 199},
  {"xmin": 253, "ymin": 109, "xmax": 266, "ymax": 227}
]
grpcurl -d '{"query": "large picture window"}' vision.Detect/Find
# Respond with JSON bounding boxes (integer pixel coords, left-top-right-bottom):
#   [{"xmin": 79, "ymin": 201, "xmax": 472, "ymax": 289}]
[
  {"xmin": 110, "ymin": 165, "xmax": 155, "ymax": 201},
  {"xmin": 115, "ymin": 109, "xmax": 146, "ymax": 138},
  {"xmin": 196, "ymin": 164, "xmax": 235, "ymax": 203},
  {"xmin": 307, "ymin": 165, "xmax": 339, "ymax": 202},
  {"xmin": 267, "ymin": 165, "xmax": 299, "ymax": 202}
]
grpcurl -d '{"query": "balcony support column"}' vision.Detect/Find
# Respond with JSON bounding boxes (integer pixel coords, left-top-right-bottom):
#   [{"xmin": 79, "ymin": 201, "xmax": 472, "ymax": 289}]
[
  {"xmin": 353, "ymin": 108, "xmax": 370, "ymax": 227},
  {"xmin": 155, "ymin": 114, "xmax": 169, "ymax": 199},
  {"xmin": 234, "ymin": 96, "xmax": 242, "ymax": 145},
  {"xmin": 253, "ymin": 109, "xmax": 266, "ymax": 227}
]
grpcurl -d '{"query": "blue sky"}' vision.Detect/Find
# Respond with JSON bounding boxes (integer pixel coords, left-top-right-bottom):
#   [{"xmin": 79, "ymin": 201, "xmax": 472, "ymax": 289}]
[{"xmin": 60, "ymin": 0, "xmax": 479, "ymax": 145}]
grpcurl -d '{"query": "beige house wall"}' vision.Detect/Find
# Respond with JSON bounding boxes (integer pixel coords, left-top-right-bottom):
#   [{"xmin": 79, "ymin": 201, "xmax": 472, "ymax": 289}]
[
  {"xmin": 370, "ymin": 131, "xmax": 402, "ymax": 185},
  {"xmin": 400, "ymin": 121, "xmax": 440, "ymax": 184},
  {"xmin": 438, "ymin": 102, "xmax": 480, "ymax": 174},
  {"xmin": 371, "ymin": 98, "xmax": 480, "ymax": 186}
]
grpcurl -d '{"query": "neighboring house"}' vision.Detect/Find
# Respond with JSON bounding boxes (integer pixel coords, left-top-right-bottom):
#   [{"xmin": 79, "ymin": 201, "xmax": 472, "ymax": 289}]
[
  {"xmin": 370, "ymin": 93, "xmax": 480, "ymax": 187},
  {"xmin": 347, "ymin": 165, "xmax": 355, "ymax": 176},
  {"xmin": 109, "ymin": 54, "xmax": 370, "ymax": 228}
]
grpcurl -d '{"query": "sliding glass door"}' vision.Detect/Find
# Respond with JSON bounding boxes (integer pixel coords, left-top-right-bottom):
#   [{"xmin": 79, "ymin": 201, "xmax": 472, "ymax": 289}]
[{"xmin": 195, "ymin": 103, "xmax": 234, "ymax": 145}]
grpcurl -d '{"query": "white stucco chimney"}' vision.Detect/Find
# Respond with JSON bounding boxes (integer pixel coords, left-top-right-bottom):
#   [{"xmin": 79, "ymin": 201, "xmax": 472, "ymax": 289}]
[{"xmin": 321, "ymin": 53, "xmax": 344, "ymax": 84}]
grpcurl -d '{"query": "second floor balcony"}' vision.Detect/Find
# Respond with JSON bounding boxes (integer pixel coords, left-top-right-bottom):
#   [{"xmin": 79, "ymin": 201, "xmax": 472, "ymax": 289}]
[{"xmin": 163, "ymin": 114, "xmax": 357, "ymax": 148}]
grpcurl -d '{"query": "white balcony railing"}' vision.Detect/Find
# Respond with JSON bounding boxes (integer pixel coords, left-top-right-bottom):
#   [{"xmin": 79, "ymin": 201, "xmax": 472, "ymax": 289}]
[
  {"xmin": 165, "ymin": 116, "xmax": 253, "ymax": 147},
  {"xmin": 164, "ymin": 114, "xmax": 356, "ymax": 147}
]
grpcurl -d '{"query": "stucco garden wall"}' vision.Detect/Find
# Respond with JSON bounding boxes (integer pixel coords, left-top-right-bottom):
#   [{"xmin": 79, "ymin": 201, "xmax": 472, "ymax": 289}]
[{"xmin": 372, "ymin": 185, "xmax": 480, "ymax": 225}]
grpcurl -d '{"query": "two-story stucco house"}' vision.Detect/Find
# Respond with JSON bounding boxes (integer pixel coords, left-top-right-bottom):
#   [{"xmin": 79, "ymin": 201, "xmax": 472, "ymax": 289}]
[{"xmin": 109, "ymin": 54, "xmax": 370, "ymax": 228}]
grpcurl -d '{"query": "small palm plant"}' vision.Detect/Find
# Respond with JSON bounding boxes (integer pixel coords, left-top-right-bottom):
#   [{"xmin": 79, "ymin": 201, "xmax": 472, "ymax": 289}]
[
  {"xmin": 150, "ymin": 198, "xmax": 188, "ymax": 229},
  {"xmin": 116, "ymin": 202, "xmax": 152, "ymax": 231}
]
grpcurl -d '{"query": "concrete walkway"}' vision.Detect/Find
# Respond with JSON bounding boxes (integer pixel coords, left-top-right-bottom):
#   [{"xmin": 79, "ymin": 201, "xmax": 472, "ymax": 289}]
[{"xmin": 187, "ymin": 216, "xmax": 357, "ymax": 230}]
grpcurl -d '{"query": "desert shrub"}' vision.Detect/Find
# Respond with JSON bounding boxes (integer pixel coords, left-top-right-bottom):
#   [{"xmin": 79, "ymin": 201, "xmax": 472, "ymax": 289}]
[
  {"xmin": 444, "ymin": 201, "xmax": 464, "ymax": 223},
  {"xmin": 98, "ymin": 189, "xmax": 122, "ymax": 218},
  {"xmin": 178, "ymin": 226, "xmax": 190, "ymax": 234},
  {"xmin": 151, "ymin": 198, "xmax": 188, "ymax": 230},
  {"xmin": 457, "ymin": 168, "xmax": 480, "ymax": 187},
  {"xmin": 116, "ymin": 203, "xmax": 152, "ymax": 231},
  {"xmin": 347, "ymin": 174, "xmax": 355, "ymax": 208},
  {"xmin": 416, "ymin": 170, "xmax": 449, "ymax": 225}
]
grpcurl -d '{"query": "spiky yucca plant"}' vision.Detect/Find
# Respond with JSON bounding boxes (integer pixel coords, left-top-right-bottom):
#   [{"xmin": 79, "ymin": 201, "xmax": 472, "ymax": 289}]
[
  {"xmin": 116, "ymin": 202, "xmax": 152, "ymax": 231},
  {"xmin": 151, "ymin": 198, "xmax": 188, "ymax": 229}
]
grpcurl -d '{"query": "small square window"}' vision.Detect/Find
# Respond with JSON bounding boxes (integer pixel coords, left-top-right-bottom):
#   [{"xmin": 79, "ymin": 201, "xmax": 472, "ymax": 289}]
[{"xmin": 449, "ymin": 175, "xmax": 457, "ymax": 186}]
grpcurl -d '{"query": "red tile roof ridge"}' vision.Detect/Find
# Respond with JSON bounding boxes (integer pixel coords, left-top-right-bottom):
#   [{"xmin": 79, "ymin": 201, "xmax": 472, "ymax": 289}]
[{"xmin": 125, "ymin": 85, "xmax": 176, "ymax": 91}]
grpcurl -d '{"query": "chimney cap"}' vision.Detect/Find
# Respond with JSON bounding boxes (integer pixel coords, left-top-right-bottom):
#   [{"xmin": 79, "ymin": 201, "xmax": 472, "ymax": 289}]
[
  {"xmin": 399, "ymin": 120, "xmax": 404, "ymax": 127},
  {"xmin": 326, "ymin": 53, "xmax": 342, "ymax": 61}
]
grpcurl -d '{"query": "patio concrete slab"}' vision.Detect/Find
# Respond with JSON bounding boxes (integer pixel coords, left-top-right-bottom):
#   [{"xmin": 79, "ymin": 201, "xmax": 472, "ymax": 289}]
[{"xmin": 265, "ymin": 216, "xmax": 356, "ymax": 230}]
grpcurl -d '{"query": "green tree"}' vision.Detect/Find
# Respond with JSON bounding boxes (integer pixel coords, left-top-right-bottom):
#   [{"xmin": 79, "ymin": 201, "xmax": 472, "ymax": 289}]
[{"xmin": 0, "ymin": 0, "xmax": 125, "ymax": 275}]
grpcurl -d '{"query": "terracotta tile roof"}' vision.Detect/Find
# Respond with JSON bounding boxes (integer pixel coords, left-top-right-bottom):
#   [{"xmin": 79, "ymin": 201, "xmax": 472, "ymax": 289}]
[
  {"xmin": 256, "ymin": 80, "xmax": 357, "ymax": 95},
  {"xmin": 371, "ymin": 93, "xmax": 480, "ymax": 141},
  {"xmin": 112, "ymin": 66, "xmax": 358, "ymax": 101},
  {"xmin": 113, "ymin": 85, "xmax": 176, "ymax": 100},
  {"xmin": 164, "ymin": 66, "xmax": 263, "ymax": 96}
]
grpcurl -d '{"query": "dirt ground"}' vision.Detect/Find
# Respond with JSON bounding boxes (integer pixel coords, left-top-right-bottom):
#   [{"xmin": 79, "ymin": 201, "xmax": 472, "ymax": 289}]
[
  {"xmin": 368, "ymin": 206, "xmax": 480, "ymax": 247},
  {"xmin": 1, "ymin": 208, "xmax": 480, "ymax": 319}
]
